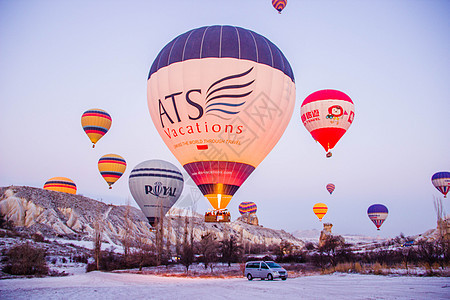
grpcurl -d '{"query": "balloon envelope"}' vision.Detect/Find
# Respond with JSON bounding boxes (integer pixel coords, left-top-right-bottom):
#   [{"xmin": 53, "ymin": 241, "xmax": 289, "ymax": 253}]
[
  {"xmin": 239, "ymin": 201, "xmax": 257, "ymax": 215},
  {"xmin": 272, "ymin": 0, "xmax": 287, "ymax": 13},
  {"xmin": 98, "ymin": 154, "xmax": 126, "ymax": 188},
  {"xmin": 367, "ymin": 204, "xmax": 388, "ymax": 230},
  {"xmin": 431, "ymin": 171, "xmax": 450, "ymax": 198},
  {"xmin": 326, "ymin": 183, "xmax": 335, "ymax": 195},
  {"xmin": 129, "ymin": 160, "xmax": 184, "ymax": 227},
  {"xmin": 313, "ymin": 203, "xmax": 328, "ymax": 221},
  {"xmin": 300, "ymin": 90, "xmax": 355, "ymax": 155},
  {"xmin": 44, "ymin": 177, "xmax": 77, "ymax": 194},
  {"xmin": 147, "ymin": 25, "xmax": 295, "ymax": 211},
  {"xmin": 81, "ymin": 109, "xmax": 112, "ymax": 148}
]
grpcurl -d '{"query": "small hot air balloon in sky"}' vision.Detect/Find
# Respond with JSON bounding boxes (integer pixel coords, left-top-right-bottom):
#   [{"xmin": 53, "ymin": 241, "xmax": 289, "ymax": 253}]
[
  {"xmin": 367, "ymin": 204, "xmax": 388, "ymax": 230},
  {"xmin": 313, "ymin": 203, "xmax": 328, "ymax": 221},
  {"xmin": 44, "ymin": 177, "xmax": 77, "ymax": 194},
  {"xmin": 300, "ymin": 90, "xmax": 355, "ymax": 158},
  {"xmin": 431, "ymin": 171, "xmax": 450, "ymax": 198},
  {"xmin": 81, "ymin": 108, "xmax": 112, "ymax": 148},
  {"xmin": 272, "ymin": 0, "xmax": 287, "ymax": 13},
  {"xmin": 239, "ymin": 201, "xmax": 257, "ymax": 215},
  {"xmin": 98, "ymin": 154, "xmax": 126, "ymax": 189},
  {"xmin": 147, "ymin": 25, "xmax": 295, "ymax": 216},
  {"xmin": 129, "ymin": 160, "xmax": 184, "ymax": 227},
  {"xmin": 326, "ymin": 183, "xmax": 335, "ymax": 195}
]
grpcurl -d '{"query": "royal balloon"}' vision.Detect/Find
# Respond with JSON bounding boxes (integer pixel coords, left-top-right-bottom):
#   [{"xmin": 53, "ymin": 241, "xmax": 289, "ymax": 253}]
[{"xmin": 147, "ymin": 25, "xmax": 295, "ymax": 214}]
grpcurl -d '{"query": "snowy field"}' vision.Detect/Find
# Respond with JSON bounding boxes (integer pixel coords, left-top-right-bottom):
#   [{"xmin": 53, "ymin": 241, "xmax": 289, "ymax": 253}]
[{"xmin": 0, "ymin": 272, "xmax": 449, "ymax": 300}]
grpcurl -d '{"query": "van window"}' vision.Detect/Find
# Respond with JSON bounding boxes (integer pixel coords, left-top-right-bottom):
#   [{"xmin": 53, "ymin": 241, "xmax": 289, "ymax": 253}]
[
  {"xmin": 246, "ymin": 262, "xmax": 259, "ymax": 269},
  {"xmin": 261, "ymin": 263, "xmax": 269, "ymax": 269}
]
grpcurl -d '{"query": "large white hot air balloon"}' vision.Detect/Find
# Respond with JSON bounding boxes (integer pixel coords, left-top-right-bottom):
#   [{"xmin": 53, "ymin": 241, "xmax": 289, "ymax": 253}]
[{"xmin": 128, "ymin": 160, "xmax": 184, "ymax": 227}]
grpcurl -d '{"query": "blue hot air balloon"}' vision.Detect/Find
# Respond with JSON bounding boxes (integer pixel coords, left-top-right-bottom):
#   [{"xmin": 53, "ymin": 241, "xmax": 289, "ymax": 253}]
[
  {"xmin": 367, "ymin": 204, "xmax": 388, "ymax": 230},
  {"xmin": 431, "ymin": 171, "xmax": 450, "ymax": 198}
]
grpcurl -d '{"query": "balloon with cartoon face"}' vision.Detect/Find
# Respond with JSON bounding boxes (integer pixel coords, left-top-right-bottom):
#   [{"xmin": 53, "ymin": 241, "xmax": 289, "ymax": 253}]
[{"xmin": 300, "ymin": 89, "xmax": 355, "ymax": 157}]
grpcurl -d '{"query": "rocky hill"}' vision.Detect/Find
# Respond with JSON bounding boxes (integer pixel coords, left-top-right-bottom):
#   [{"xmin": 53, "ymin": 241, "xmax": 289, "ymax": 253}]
[{"xmin": 0, "ymin": 186, "xmax": 304, "ymax": 250}]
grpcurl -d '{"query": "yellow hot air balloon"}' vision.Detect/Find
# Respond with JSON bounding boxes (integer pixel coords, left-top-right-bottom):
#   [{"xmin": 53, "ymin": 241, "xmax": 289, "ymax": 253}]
[
  {"xmin": 81, "ymin": 108, "xmax": 112, "ymax": 148},
  {"xmin": 44, "ymin": 177, "xmax": 77, "ymax": 194},
  {"xmin": 98, "ymin": 154, "xmax": 126, "ymax": 189},
  {"xmin": 147, "ymin": 26, "xmax": 295, "ymax": 217},
  {"xmin": 313, "ymin": 203, "xmax": 328, "ymax": 221}
]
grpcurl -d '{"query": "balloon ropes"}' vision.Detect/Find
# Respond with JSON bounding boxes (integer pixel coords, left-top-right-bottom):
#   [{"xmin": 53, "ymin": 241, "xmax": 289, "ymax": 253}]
[
  {"xmin": 300, "ymin": 90, "xmax": 355, "ymax": 158},
  {"xmin": 239, "ymin": 201, "xmax": 257, "ymax": 215},
  {"xmin": 313, "ymin": 203, "xmax": 328, "ymax": 221},
  {"xmin": 367, "ymin": 204, "xmax": 388, "ymax": 230},
  {"xmin": 98, "ymin": 154, "xmax": 126, "ymax": 189},
  {"xmin": 44, "ymin": 177, "xmax": 77, "ymax": 194},
  {"xmin": 81, "ymin": 109, "xmax": 112, "ymax": 148},
  {"xmin": 431, "ymin": 171, "xmax": 450, "ymax": 198},
  {"xmin": 147, "ymin": 25, "xmax": 295, "ymax": 220},
  {"xmin": 129, "ymin": 160, "xmax": 184, "ymax": 227},
  {"xmin": 272, "ymin": 0, "xmax": 287, "ymax": 13},
  {"xmin": 326, "ymin": 183, "xmax": 335, "ymax": 195}
]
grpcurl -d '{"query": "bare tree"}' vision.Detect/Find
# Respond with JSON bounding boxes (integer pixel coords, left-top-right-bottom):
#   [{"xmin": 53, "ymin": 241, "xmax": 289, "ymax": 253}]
[
  {"xmin": 93, "ymin": 220, "xmax": 103, "ymax": 270},
  {"xmin": 179, "ymin": 216, "xmax": 195, "ymax": 273},
  {"xmin": 196, "ymin": 231, "xmax": 219, "ymax": 270},
  {"xmin": 121, "ymin": 199, "xmax": 133, "ymax": 259}
]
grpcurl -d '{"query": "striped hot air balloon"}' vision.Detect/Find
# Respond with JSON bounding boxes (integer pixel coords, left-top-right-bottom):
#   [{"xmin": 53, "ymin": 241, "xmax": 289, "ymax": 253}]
[
  {"xmin": 431, "ymin": 171, "xmax": 450, "ymax": 198},
  {"xmin": 81, "ymin": 109, "xmax": 112, "ymax": 148},
  {"xmin": 129, "ymin": 160, "xmax": 184, "ymax": 227},
  {"xmin": 239, "ymin": 201, "xmax": 257, "ymax": 215},
  {"xmin": 326, "ymin": 183, "xmax": 335, "ymax": 195},
  {"xmin": 272, "ymin": 0, "xmax": 287, "ymax": 13},
  {"xmin": 313, "ymin": 203, "xmax": 328, "ymax": 221},
  {"xmin": 43, "ymin": 177, "xmax": 77, "ymax": 194},
  {"xmin": 367, "ymin": 204, "xmax": 388, "ymax": 230},
  {"xmin": 98, "ymin": 154, "xmax": 126, "ymax": 189},
  {"xmin": 300, "ymin": 90, "xmax": 355, "ymax": 158}
]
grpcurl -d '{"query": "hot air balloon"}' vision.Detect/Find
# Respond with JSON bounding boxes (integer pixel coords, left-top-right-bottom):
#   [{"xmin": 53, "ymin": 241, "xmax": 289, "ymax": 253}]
[
  {"xmin": 98, "ymin": 154, "xmax": 126, "ymax": 189},
  {"xmin": 431, "ymin": 171, "xmax": 450, "ymax": 198},
  {"xmin": 43, "ymin": 177, "xmax": 77, "ymax": 194},
  {"xmin": 367, "ymin": 204, "xmax": 388, "ymax": 230},
  {"xmin": 326, "ymin": 183, "xmax": 335, "ymax": 195},
  {"xmin": 239, "ymin": 201, "xmax": 257, "ymax": 215},
  {"xmin": 272, "ymin": 0, "xmax": 287, "ymax": 13},
  {"xmin": 129, "ymin": 160, "xmax": 184, "ymax": 227},
  {"xmin": 300, "ymin": 90, "xmax": 355, "ymax": 158},
  {"xmin": 147, "ymin": 25, "xmax": 295, "ymax": 220},
  {"xmin": 313, "ymin": 203, "xmax": 328, "ymax": 221},
  {"xmin": 81, "ymin": 108, "xmax": 112, "ymax": 148}
]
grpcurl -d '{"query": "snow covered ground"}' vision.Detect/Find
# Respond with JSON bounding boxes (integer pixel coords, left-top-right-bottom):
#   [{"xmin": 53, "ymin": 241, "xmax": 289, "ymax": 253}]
[{"xmin": 0, "ymin": 272, "xmax": 449, "ymax": 299}]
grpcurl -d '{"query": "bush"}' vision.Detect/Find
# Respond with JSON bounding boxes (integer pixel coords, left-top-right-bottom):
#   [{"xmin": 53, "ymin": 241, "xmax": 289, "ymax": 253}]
[{"xmin": 3, "ymin": 243, "xmax": 49, "ymax": 276}]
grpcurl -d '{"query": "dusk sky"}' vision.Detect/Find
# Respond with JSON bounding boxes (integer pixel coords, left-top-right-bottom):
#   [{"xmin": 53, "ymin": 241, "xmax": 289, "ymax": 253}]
[{"xmin": 1, "ymin": 0, "xmax": 449, "ymax": 238}]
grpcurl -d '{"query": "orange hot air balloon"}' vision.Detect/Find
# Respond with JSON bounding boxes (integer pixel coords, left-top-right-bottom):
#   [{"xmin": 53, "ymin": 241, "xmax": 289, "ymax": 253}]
[
  {"xmin": 81, "ymin": 109, "xmax": 112, "ymax": 148},
  {"xmin": 44, "ymin": 177, "xmax": 77, "ymax": 194},
  {"xmin": 313, "ymin": 203, "xmax": 328, "ymax": 221},
  {"xmin": 272, "ymin": 0, "xmax": 287, "ymax": 13},
  {"xmin": 98, "ymin": 154, "xmax": 126, "ymax": 189},
  {"xmin": 147, "ymin": 26, "xmax": 295, "ymax": 213},
  {"xmin": 300, "ymin": 90, "xmax": 355, "ymax": 158}
]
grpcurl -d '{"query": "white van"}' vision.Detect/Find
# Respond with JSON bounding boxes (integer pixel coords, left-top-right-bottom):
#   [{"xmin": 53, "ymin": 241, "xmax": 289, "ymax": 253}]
[{"xmin": 244, "ymin": 261, "xmax": 288, "ymax": 280}]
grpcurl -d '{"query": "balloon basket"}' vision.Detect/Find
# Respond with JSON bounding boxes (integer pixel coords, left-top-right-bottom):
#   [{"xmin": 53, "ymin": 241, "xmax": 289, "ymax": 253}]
[
  {"xmin": 326, "ymin": 152, "xmax": 332, "ymax": 158},
  {"xmin": 205, "ymin": 210, "xmax": 231, "ymax": 223}
]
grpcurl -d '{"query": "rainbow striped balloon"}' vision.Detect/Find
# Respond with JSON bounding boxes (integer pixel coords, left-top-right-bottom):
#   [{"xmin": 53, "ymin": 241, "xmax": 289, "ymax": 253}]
[
  {"xmin": 98, "ymin": 154, "xmax": 126, "ymax": 189},
  {"xmin": 313, "ymin": 203, "xmax": 328, "ymax": 221},
  {"xmin": 81, "ymin": 108, "xmax": 112, "ymax": 148},
  {"xmin": 272, "ymin": 0, "xmax": 287, "ymax": 13},
  {"xmin": 44, "ymin": 177, "xmax": 77, "ymax": 194},
  {"xmin": 326, "ymin": 183, "xmax": 335, "ymax": 195},
  {"xmin": 239, "ymin": 201, "xmax": 257, "ymax": 215}
]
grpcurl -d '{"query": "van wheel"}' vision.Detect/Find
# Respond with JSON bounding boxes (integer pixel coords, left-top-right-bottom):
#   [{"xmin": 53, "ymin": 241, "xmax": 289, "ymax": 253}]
[
  {"xmin": 267, "ymin": 273, "xmax": 273, "ymax": 281},
  {"xmin": 282, "ymin": 277, "xmax": 287, "ymax": 281},
  {"xmin": 247, "ymin": 273, "xmax": 253, "ymax": 281}
]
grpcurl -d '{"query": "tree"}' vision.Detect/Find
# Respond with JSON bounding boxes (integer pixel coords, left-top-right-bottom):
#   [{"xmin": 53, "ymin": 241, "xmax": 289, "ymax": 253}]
[
  {"xmin": 220, "ymin": 235, "xmax": 243, "ymax": 266},
  {"xmin": 121, "ymin": 201, "xmax": 133, "ymax": 259},
  {"xmin": 3, "ymin": 242, "xmax": 49, "ymax": 275},
  {"xmin": 196, "ymin": 232, "xmax": 219, "ymax": 270},
  {"xmin": 179, "ymin": 217, "xmax": 194, "ymax": 273},
  {"xmin": 93, "ymin": 220, "xmax": 103, "ymax": 271}
]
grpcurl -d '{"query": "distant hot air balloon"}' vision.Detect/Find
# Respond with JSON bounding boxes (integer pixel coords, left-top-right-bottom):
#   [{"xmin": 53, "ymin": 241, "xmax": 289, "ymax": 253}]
[
  {"xmin": 81, "ymin": 109, "xmax": 112, "ymax": 148},
  {"xmin": 272, "ymin": 0, "xmax": 287, "ymax": 13},
  {"xmin": 367, "ymin": 204, "xmax": 388, "ymax": 230},
  {"xmin": 313, "ymin": 203, "xmax": 328, "ymax": 221},
  {"xmin": 239, "ymin": 201, "xmax": 257, "ymax": 215},
  {"xmin": 44, "ymin": 177, "xmax": 77, "ymax": 194},
  {"xmin": 147, "ymin": 25, "xmax": 295, "ymax": 218},
  {"xmin": 326, "ymin": 183, "xmax": 335, "ymax": 195},
  {"xmin": 98, "ymin": 154, "xmax": 126, "ymax": 189},
  {"xmin": 129, "ymin": 160, "xmax": 184, "ymax": 227},
  {"xmin": 431, "ymin": 171, "xmax": 450, "ymax": 198},
  {"xmin": 300, "ymin": 90, "xmax": 355, "ymax": 158}
]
